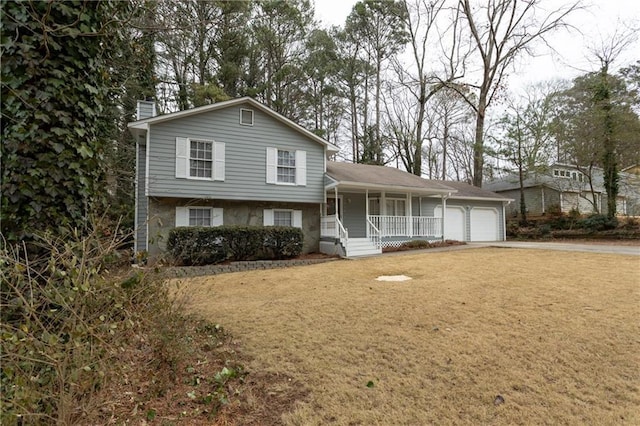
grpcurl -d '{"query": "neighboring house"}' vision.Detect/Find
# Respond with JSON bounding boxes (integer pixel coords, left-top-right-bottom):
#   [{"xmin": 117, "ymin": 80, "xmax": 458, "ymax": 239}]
[
  {"xmin": 485, "ymin": 164, "xmax": 640, "ymax": 217},
  {"xmin": 129, "ymin": 97, "xmax": 510, "ymax": 259}
]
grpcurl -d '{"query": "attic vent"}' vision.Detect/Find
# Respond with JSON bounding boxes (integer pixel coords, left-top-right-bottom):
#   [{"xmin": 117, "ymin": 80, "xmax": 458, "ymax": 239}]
[{"xmin": 240, "ymin": 108, "xmax": 254, "ymax": 126}]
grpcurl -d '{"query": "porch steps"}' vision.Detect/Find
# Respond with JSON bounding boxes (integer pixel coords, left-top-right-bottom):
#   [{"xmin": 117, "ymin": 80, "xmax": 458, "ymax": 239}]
[{"xmin": 345, "ymin": 238, "xmax": 381, "ymax": 257}]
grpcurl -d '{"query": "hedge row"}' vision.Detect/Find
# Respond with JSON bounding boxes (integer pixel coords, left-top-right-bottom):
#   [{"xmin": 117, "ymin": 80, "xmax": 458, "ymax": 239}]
[{"xmin": 166, "ymin": 225, "xmax": 303, "ymax": 266}]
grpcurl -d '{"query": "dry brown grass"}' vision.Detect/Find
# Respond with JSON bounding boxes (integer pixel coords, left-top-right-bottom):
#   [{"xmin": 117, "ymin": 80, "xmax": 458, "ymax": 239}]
[{"xmin": 174, "ymin": 248, "xmax": 640, "ymax": 425}]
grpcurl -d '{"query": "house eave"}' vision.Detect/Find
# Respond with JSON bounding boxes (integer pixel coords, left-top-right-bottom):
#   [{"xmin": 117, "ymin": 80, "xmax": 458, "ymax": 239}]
[
  {"xmin": 449, "ymin": 195, "xmax": 514, "ymax": 202},
  {"xmin": 325, "ymin": 180, "xmax": 456, "ymax": 196},
  {"xmin": 126, "ymin": 97, "xmax": 339, "ymax": 153}
]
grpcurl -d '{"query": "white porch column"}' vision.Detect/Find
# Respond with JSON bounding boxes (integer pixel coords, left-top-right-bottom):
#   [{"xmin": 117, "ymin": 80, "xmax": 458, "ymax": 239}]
[
  {"xmin": 441, "ymin": 194, "xmax": 447, "ymax": 241},
  {"xmin": 541, "ymin": 187, "xmax": 545, "ymax": 214},
  {"xmin": 407, "ymin": 192, "xmax": 413, "ymax": 237},
  {"xmin": 502, "ymin": 202, "xmax": 507, "ymax": 241},
  {"xmin": 381, "ymin": 191, "xmax": 386, "ymax": 237},
  {"xmin": 334, "ymin": 187, "xmax": 339, "ymax": 238},
  {"xmin": 365, "ymin": 189, "xmax": 369, "ymax": 237}
]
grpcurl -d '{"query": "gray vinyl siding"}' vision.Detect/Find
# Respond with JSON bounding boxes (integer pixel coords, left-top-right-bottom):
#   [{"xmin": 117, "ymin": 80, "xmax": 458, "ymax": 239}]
[
  {"xmin": 339, "ymin": 193, "xmax": 436, "ymax": 238},
  {"xmin": 340, "ymin": 192, "xmax": 367, "ymax": 238},
  {"xmin": 498, "ymin": 187, "xmax": 561, "ymax": 216},
  {"xmin": 146, "ymin": 104, "xmax": 325, "ymax": 203},
  {"xmin": 135, "ymin": 142, "xmax": 148, "ymax": 252}
]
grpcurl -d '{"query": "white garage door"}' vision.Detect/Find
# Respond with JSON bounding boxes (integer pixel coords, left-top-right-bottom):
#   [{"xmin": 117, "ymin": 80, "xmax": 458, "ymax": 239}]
[
  {"xmin": 470, "ymin": 208, "xmax": 498, "ymax": 241},
  {"xmin": 434, "ymin": 206, "xmax": 465, "ymax": 241}
]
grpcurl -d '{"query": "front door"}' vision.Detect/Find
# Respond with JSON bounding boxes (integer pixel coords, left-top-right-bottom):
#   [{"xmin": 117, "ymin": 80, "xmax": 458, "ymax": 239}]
[{"xmin": 327, "ymin": 196, "xmax": 343, "ymax": 219}]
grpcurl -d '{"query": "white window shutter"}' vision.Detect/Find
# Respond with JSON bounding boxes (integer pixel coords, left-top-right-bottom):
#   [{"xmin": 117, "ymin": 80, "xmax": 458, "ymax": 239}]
[
  {"xmin": 266, "ymin": 147, "xmax": 277, "ymax": 184},
  {"xmin": 175, "ymin": 137, "xmax": 189, "ymax": 178},
  {"xmin": 214, "ymin": 142, "xmax": 225, "ymax": 181},
  {"xmin": 263, "ymin": 209, "xmax": 274, "ymax": 226},
  {"xmin": 293, "ymin": 210, "xmax": 302, "ymax": 228},
  {"xmin": 212, "ymin": 207, "xmax": 223, "ymax": 226},
  {"xmin": 296, "ymin": 150, "xmax": 306, "ymax": 186},
  {"xmin": 175, "ymin": 207, "xmax": 189, "ymax": 226}
]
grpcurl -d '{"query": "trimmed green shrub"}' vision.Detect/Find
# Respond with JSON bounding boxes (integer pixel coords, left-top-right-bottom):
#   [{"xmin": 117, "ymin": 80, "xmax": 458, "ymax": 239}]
[
  {"xmin": 577, "ymin": 214, "xmax": 618, "ymax": 232},
  {"xmin": 167, "ymin": 225, "xmax": 304, "ymax": 265},
  {"xmin": 224, "ymin": 226, "xmax": 265, "ymax": 261},
  {"xmin": 166, "ymin": 227, "xmax": 227, "ymax": 266},
  {"xmin": 263, "ymin": 226, "xmax": 304, "ymax": 259}
]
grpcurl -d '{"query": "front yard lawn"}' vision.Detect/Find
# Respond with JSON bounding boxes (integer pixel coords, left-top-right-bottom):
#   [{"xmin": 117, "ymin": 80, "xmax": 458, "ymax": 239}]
[{"xmin": 175, "ymin": 248, "xmax": 640, "ymax": 425}]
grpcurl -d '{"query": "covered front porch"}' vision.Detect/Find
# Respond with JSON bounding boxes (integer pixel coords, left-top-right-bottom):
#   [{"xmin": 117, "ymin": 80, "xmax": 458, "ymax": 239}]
[{"xmin": 320, "ymin": 186, "xmax": 454, "ymax": 256}]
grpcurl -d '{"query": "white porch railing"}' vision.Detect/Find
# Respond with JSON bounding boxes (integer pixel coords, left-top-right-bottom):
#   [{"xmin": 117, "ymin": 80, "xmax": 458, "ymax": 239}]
[
  {"xmin": 366, "ymin": 217, "xmax": 381, "ymax": 249},
  {"xmin": 321, "ymin": 214, "xmax": 349, "ymax": 243},
  {"xmin": 320, "ymin": 215, "xmax": 337, "ymax": 238},
  {"xmin": 369, "ymin": 215, "xmax": 442, "ymax": 238}
]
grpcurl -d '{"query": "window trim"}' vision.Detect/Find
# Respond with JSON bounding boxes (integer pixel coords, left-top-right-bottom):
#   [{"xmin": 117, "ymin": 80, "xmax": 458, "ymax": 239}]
[
  {"xmin": 175, "ymin": 137, "xmax": 225, "ymax": 181},
  {"xmin": 263, "ymin": 208, "xmax": 303, "ymax": 228},
  {"xmin": 273, "ymin": 209, "xmax": 294, "ymax": 227},
  {"xmin": 266, "ymin": 148, "xmax": 306, "ymax": 186},
  {"xmin": 175, "ymin": 206, "xmax": 223, "ymax": 227},
  {"xmin": 189, "ymin": 139, "xmax": 214, "ymax": 180},
  {"xmin": 276, "ymin": 149, "xmax": 297, "ymax": 185},
  {"xmin": 240, "ymin": 108, "xmax": 254, "ymax": 126}
]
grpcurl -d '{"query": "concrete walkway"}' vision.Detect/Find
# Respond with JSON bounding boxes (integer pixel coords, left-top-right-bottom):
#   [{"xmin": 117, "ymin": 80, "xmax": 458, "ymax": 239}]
[{"xmin": 471, "ymin": 241, "xmax": 640, "ymax": 256}]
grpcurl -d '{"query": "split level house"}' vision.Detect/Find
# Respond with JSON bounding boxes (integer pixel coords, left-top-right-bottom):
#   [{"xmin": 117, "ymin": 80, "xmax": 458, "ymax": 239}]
[
  {"xmin": 485, "ymin": 164, "xmax": 640, "ymax": 217},
  {"xmin": 128, "ymin": 97, "xmax": 511, "ymax": 260}
]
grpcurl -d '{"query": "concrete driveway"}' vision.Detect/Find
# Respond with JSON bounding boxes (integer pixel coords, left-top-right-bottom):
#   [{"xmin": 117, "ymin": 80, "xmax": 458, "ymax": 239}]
[{"xmin": 473, "ymin": 241, "xmax": 640, "ymax": 256}]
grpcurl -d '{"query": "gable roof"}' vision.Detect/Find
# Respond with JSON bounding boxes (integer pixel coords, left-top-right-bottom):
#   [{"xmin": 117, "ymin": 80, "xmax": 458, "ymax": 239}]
[
  {"xmin": 128, "ymin": 97, "xmax": 339, "ymax": 153},
  {"xmin": 326, "ymin": 162, "xmax": 510, "ymax": 201},
  {"xmin": 326, "ymin": 162, "xmax": 453, "ymax": 195}
]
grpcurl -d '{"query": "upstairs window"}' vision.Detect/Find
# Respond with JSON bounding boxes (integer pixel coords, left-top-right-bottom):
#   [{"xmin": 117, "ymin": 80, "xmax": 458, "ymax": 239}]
[
  {"xmin": 277, "ymin": 150, "xmax": 296, "ymax": 184},
  {"xmin": 266, "ymin": 148, "xmax": 306, "ymax": 186},
  {"xmin": 240, "ymin": 108, "xmax": 254, "ymax": 126},
  {"xmin": 175, "ymin": 137, "xmax": 225, "ymax": 181},
  {"xmin": 190, "ymin": 140, "xmax": 212, "ymax": 178}
]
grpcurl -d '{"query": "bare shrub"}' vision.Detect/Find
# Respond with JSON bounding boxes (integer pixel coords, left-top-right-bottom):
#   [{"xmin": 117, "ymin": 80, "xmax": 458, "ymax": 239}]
[{"xmin": 0, "ymin": 220, "xmax": 181, "ymax": 424}]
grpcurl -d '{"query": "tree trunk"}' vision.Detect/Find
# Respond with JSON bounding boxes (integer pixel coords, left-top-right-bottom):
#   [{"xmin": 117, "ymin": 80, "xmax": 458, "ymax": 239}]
[{"xmin": 472, "ymin": 97, "xmax": 486, "ymax": 187}]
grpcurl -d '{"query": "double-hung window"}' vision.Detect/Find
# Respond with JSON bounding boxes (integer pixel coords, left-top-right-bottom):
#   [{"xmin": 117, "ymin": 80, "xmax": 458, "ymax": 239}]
[
  {"xmin": 277, "ymin": 150, "xmax": 296, "ymax": 184},
  {"xmin": 189, "ymin": 207, "xmax": 211, "ymax": 226},
  {"xmin": 190, "ymin": 140, "xmax": 212, "ymax": 178},
  {"xmin": 273, "ymin": 210, "xmax": 293, "ymax": 227},
  {"xmin": 175, "ymin": 206, "xmax": 223, "ymax": 227},
  {"xmin": 266, "ymin": 147, "xmax": 306, "ymax": 186},
  {"xmin": 175, "ymin": 137, "xmax": 225, "ymax": 181},
  {"xmin": 263, "ymin": 208, "xmax": 302, "ymax": 228}
]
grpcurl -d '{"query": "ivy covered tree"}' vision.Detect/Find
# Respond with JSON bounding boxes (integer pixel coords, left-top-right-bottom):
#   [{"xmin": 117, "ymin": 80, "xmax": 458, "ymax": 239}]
[{"xmin": 1, "ymin": 0, "xmax": 120, "ymax": 243}]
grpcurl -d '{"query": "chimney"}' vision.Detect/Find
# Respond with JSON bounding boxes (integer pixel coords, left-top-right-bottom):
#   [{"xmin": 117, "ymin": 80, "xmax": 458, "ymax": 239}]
[{"xmin": 136, "ymin": 99, "xmax": 156, "ymax": 120}]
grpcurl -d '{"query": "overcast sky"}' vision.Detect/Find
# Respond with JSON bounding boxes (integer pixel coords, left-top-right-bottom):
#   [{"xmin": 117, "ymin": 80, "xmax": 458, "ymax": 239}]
[{"xmin": 313, "ymin": 0, "xmax": 640, "ymax": 89}]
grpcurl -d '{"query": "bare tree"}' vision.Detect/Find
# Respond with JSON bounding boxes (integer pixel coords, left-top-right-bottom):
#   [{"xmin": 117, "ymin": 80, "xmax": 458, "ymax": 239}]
[{"xmin": 453, "ymin": 0, "xmax": 580, "ymax": 187}]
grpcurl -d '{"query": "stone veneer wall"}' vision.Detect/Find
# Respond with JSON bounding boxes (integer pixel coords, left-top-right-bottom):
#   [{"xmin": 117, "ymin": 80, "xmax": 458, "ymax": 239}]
[{"xmin": 146, "ymin": 197, "xmax": 321, "ymax": 258}]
